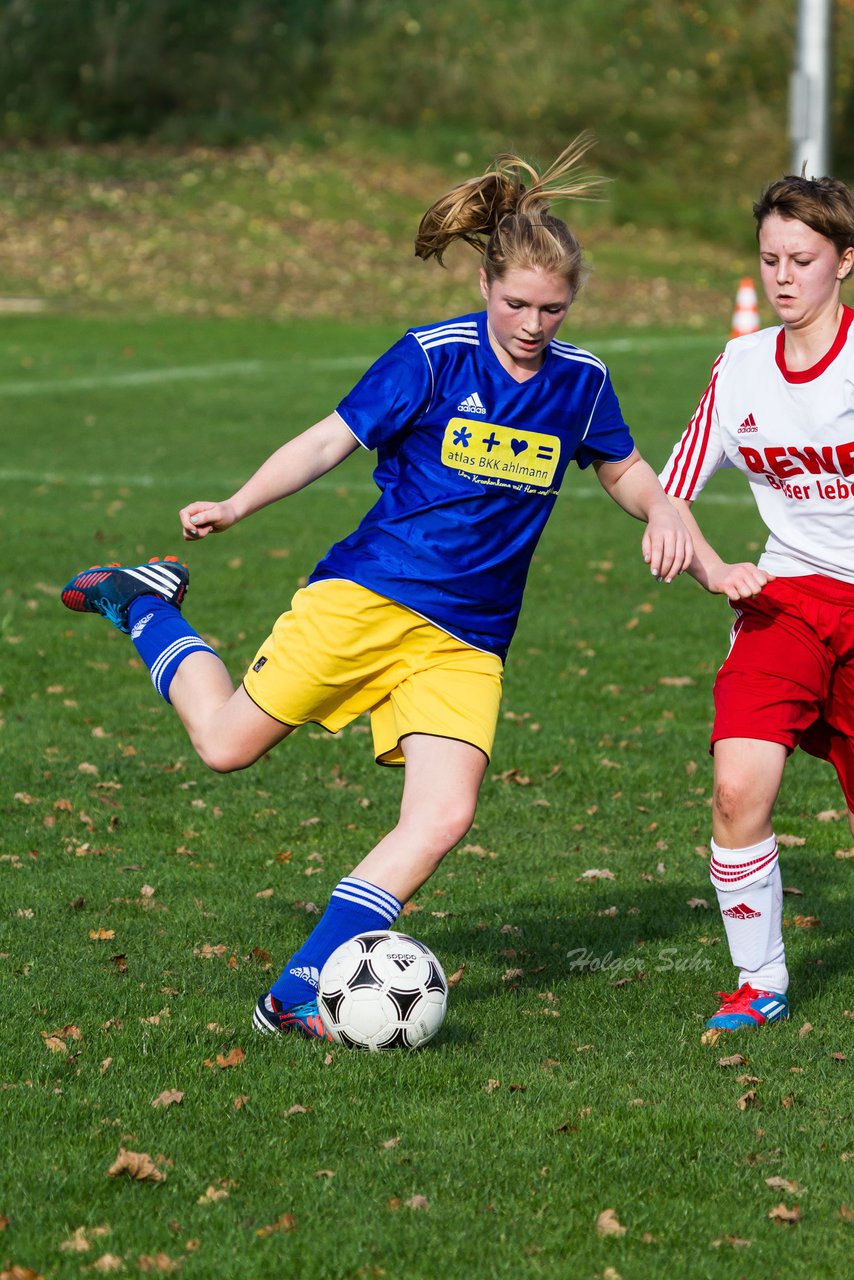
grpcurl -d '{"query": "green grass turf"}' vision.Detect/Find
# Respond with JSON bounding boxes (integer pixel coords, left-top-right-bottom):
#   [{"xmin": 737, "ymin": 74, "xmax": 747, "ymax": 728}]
[{"xmin": 1, "ymin": 314, "xmax": 853, "ymax": 1278}]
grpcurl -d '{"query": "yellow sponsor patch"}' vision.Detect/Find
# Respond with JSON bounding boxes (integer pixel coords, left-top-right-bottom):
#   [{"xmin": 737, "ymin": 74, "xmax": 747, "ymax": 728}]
[{"xmin": 441, "ymin": 418, "xmax": 560, "ymax": 489}]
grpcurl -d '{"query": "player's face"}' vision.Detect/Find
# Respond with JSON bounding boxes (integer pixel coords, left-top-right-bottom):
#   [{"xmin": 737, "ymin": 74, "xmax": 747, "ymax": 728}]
[
  {"xmin": 480, "ymin": 266, "xmax": 573, "ymax": 376},
  {"xmin": 758, "ymin": 212, "xmax": 854, "ymax": 329}
]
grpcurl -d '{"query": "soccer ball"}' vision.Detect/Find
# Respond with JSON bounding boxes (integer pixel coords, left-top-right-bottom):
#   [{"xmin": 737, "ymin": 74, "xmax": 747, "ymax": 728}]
[{"xmin": 317, "ymin": 931, "xmax": 448, "ymax": 1051}]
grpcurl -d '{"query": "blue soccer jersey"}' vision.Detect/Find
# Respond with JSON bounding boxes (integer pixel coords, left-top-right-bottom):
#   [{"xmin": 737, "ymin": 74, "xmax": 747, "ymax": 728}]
[{"xmin": 309, "ymin": 309, "xmax": 634, "ymax": 660}]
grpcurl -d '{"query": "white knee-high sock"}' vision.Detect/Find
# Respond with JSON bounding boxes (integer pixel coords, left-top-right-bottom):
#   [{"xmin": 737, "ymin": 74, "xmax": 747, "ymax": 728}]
[{"xmin": 709, "ymin": 835, "xmax": 788, "ymax": 994}]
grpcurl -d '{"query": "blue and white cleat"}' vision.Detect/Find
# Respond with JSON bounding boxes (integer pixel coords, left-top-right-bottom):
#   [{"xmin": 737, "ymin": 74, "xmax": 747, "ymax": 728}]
[
  {"xmin": 252, "ymin": 993, "xmax": 333, "ymax": 1042},
  {"xmin": 705, "ymin": 983, "xmax": 789, "ymax": 1031},
  {"xmin": 61, "ymin": 557, "xmax": 189, "ymax": 633}
]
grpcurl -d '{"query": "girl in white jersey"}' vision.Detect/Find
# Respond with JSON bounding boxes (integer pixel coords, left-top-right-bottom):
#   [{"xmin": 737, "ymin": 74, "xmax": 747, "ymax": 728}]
[
  {"xmin": 62, "ymin": 139, "xmax": 691, "ymax": 1041},
  {"xmin": 661, "ymin": 173, "xmax": 854, "ymax": 1032}
]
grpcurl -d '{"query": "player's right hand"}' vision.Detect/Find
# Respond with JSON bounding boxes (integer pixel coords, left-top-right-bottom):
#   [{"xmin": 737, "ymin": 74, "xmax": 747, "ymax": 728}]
[
  {"xmin": 179, "ymin": 500, "xmax": 237, "ymax": 540},
  {"xmin": 708, "ymin": 562, "xmax": 774, "ymax": 601}
]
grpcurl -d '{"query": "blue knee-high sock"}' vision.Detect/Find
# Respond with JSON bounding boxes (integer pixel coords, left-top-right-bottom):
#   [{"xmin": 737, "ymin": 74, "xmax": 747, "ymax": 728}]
[
  {"xmin": 127, "ymin": 596, "xmax": 217, "ymax": 704},
  {"xmin": 271, "ymin": 876, "xmax": 402, "ymax": 1007}
]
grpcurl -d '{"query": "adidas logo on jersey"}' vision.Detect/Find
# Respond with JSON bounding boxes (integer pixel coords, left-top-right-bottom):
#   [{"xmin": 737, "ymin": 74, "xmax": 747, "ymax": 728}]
[
  {"xmin": 737, "ymin": 412, "xmax": 758, "ymax": 433},
  {"xmin": 457, "ymin": 391, "xmax": 486, "ymax": 415},
  {"xmin": 722, "ymin": 902, "xmax": 761, "ymax": 920}
]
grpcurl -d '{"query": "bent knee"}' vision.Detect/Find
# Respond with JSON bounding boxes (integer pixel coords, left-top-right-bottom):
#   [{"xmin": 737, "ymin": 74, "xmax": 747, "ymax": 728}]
[
  {"xmin": 713, "ymin": 773, "xmax": 764, "ymax": 827},
  {"xmin": 192, "ymin": 736, "xmax": 257, "ymax": 774},
  {"xmin": 412, "ymin": 803, "xmax": 477, "ymax": 856}
]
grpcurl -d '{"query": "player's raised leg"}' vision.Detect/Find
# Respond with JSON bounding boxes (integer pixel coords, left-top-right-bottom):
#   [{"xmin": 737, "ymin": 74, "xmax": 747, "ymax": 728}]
[
  {"xmin": 61, "ymin": 558, "xmax": 294, "ymax": 770},
  {"xmin": 254, "ymin": 734, "xmax": 487, "ymax": 1038},
  {"xmin": 705, "ymin": 737, "xmax": 790, "ymax": 1031}
]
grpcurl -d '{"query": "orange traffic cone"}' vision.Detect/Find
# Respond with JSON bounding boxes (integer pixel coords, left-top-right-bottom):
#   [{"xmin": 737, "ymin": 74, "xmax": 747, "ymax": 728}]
[{"xmin": 730, "ymin": 277, "xmax": 760, "ymax": 338}]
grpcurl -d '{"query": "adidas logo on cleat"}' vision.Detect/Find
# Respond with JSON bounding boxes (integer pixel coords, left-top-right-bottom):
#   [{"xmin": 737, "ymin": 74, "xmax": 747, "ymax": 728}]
[{"xmin": 722, "ymin": 902, "xmax": 761, "ymax": 919}]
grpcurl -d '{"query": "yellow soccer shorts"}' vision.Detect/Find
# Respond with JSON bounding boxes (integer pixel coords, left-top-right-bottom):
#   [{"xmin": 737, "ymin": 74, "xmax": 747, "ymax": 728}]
[{"xmin": 242, "ymin": 579, "xmax": 504, "ymax": 766}]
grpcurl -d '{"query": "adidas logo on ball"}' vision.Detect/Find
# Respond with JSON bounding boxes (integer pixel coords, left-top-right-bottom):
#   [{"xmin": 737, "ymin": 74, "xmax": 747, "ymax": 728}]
[{"xmin": 317, "ymin": 930, "xmax": 448, "ymax": 1051}]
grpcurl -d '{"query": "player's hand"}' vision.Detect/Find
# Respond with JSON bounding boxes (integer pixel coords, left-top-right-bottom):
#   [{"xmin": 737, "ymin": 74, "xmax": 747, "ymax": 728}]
[
  {"xmin": 706, "ymin": 562, "xmax": 773, "ymax": 601},
  {"xmin": 642, "ymin": 506, "xmax": 694, "ymax": 583},
  {"xmin": 179, "ymin": 500, "xmax": 238, "ymax": 540}
]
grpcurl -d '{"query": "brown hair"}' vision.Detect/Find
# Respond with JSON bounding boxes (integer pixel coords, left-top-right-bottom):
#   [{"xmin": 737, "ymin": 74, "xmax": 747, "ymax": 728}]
[
  {"xmin": 753, "ymin": 174, "xmax": 854, "ymax": 257},
  {"xmin": 414, "ymin": 134, "xmax": 604, "ymax": 292}
]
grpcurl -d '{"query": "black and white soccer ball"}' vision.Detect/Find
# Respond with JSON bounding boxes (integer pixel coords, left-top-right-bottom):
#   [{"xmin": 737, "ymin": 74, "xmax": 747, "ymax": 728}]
[{"xmin": 317, "ymin": 931, "xmax": 448, "ymax": 1051}]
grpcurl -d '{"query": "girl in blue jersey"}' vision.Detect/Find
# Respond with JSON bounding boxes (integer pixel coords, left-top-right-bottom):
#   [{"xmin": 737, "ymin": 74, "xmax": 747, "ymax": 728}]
[{"xmin": 62, "ymin": 138, "xmax": 692, "ymax": 1040}]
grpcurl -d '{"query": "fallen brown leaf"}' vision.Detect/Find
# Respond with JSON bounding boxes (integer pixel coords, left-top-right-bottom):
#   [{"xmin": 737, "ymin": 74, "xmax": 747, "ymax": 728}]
[
  {"xmin": 256, "ymin": 1213, "xmax": 296, "ymax": 1237},
  {"xmin": 596, "ymin": 1208, "xmax": 627, "ymax": 1237},
  {"xmin": 197, "ymin": 1185, "xmax": 230, "ymax": 1204},
  {"xmin": 43, "ymin": 1024, "xmax": 82, "ymax": 1042},
  {"xmin": 736, "ymin": 1090, "xmax": 758, "ymax": 1110},
  {"xmin": 42, "ymin": 1035, "xmax": 68, "ymax": 1055},
  {"xmin": 59, "ymin": 1227, "xmax": 93, "ymax": 1253},
  {"xmin": 717, "ymin": 1053, "xmax": 748, "ymax": 1068},
  {"xmin": 107, "ymin": 1148, "xmax": 166, "ymax": 1183},
  {"xmin": 137, "ymin": 1252, "xmax": 180, "ymax": 1272},
  {"xmin": 768, "ymin": 1202, "xmax": 800, "ymax": 1226},
  {"xmin": 151, "ymin": 1090, "xmax": 184, "ymax": 1109},
  {"xmin": 215, "ymin": 1047, "xmax": 245, "ymax": 1069},
  {"xmin": 766, "ymin": 1176, "xmax": 803, "ymax": 1193}
]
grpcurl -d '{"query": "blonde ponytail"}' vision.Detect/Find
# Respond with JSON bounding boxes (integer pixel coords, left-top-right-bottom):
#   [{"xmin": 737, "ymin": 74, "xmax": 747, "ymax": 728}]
[{"xmin": 414, "ymin": 133, "xmax": 604, "ymax": 290}]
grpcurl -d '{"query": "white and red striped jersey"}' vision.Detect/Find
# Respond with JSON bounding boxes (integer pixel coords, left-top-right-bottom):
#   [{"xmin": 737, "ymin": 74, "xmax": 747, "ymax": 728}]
[{"xmin": 660, "ymin": 306, "xmax": 854, "ymax": 582}]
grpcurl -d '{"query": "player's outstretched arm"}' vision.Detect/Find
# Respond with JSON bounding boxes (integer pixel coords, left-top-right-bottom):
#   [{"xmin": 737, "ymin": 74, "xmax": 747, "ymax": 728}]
[
  {"xmin": 665, "ymin": 495, "xmax": 773, "ymax": 600},
  {"xmin": 179, "ymin": 413, "xmax": 360, "ymax": 540},
  {"xmin": 593, "ymin": 451, "xmax": 693, "ymax": 584}
]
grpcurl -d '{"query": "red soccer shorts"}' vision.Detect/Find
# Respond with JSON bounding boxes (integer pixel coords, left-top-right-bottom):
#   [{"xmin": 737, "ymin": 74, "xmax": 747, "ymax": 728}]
[{"xmin": 711, "ymin": 574, "xmax": 854, "ymax": 810}]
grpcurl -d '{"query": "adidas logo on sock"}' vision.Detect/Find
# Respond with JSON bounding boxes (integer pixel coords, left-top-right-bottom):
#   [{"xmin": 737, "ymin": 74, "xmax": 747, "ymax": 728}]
[
  {"xmin": 289, "ymin": 965, "xmax": 320, "ymax": 988},
  {"xmin": 457, "ymin": 391, "xmax": 486, "ymax": 415},
  {"xmin": 737, "ymin": 413, "xmax": 757, "ymax": 433},
  {"xmin": 131, "ymin": 611, "xmax": 154, "ymax": 639},
  {"xmin": 722, "ymin": 902, "xmax": 761, "ymax": 919}
]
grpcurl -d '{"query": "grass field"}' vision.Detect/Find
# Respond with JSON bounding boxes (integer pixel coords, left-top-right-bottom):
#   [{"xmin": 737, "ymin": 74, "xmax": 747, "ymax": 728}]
[{"xmin": 2, "ymin": 309, "xmax": 853, "ymax": 1280}]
